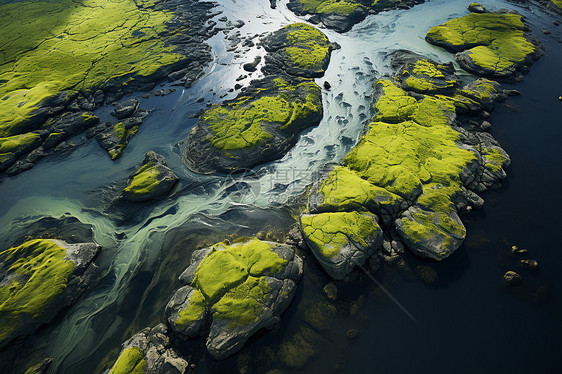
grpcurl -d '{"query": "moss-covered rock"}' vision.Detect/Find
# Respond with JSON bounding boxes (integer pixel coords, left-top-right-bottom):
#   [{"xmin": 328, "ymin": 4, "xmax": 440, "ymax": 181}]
[
  {"xmin": 287, "ymin": 0, "xmax": 423, "ymax": 33},
  {"xmin": 262, "ymin": 23, "xmax": 339, "ymax": 78},
  {"xmin": 122, "ymin": 151, "xmax": 178, "ymax": 202},
  {"xmin": 426, "ymin": 11, "xmax": 542, "ymax": 79},
  {"xmin": 0, "ymin": 238, "xmax": 100, "ymax": 347},
  {"xmin": 24, "ymin": 358, "xmax": 52, "ymax": 374},
  {"xmin": 391, "ymin": 51, "xmax": 460, "ymax": 95},
  {"xmin": 104, "ymin": 324, "xmax": 189, "ymax": 374},
  {"xmin": 184, "ymin": 23, "xmax": 335, "ymax": 174},
  {"xmin": 300, "ymin": 211, "xmax": 383, "ymax": 280},
  {"xmin": 184, "ymin": 76, "xmax": 323, "ymax": 174},
  {"xmin": 166, "ymin": 238, "xmax": 303, "ymax": 359}
]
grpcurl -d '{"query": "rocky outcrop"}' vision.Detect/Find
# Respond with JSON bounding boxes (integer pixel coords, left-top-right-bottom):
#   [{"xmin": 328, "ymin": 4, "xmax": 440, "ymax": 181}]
[
  {"xmin": 183, "ymin": 23, "xmax": 335, "ymax": 174},
  {"xmin": 0, "ymin": 0, "xmax": 218, "ymax": 178},
  {"xmin": 425, "ymin": 10, "xmax": 543, "ymax": 80},
  {"xmin": 166, "ymin": 238, "xmax": 303, "ymax": 359},
  {"xmin": 300, "ymin": 53, "xmax": 517, "ymax": 274},
  {"xmin": 122, "ymin": 151, "xmax": 178, "ymax": 202},
  {"xmin": 0, "ymin": 239, "xmax": 100, "ymax": 348},
  {"xmin": 103, "ymin": 324, "xmax": 189, "ymax": 374}
]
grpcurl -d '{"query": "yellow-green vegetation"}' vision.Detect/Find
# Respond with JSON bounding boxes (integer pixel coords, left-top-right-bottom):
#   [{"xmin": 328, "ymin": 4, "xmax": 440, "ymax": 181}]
[
  {"xmin": 109, "ymin": 347, "xmax": 147, "ymax": 374},
  {"xmin": 123, "ymin": 163, "xmax": 160, "ymax": 197},
  {"xmin": 0, "ymin": 0, "xmax": 184, "ymax": 137},
  {"xmin": 0, "ymin": 133, "xmax": 40, "ymax": 156},
  {"xmin": 300, "ymin": 212, "xmax": 381, "ymax": 258},
  {"xmin": 203, "ymin": 79, "xmax": 321, "ymax": 151},
  {"xmin": 178, "ymin": 238, "xmax": 288, "ymax": 328},
  {"xmin": 552, "ymin": 0, "xmax": 562, "ymax": 9},
  {"xmin": 0, "ymin": 239, "xmax": 75, "ymax": 341},
  {"xmin": 481, "ymin": 147, "xmax": 509, "ymax": 172},
  {"xmin": 285, "ymin": 23, "xmax": 332, "ymax": 70},
  {"xmin": 399, "ymin": 59, "xmax": 458, "ymax": 93},
  {"xmin": 426, "ymin": 12, "xmax": 537, "ymax": 77},
  {"xmin": 314, "ymin": 165, "xmax": 403, "ymax": 213},
  {"xmin": 294, "ymin": 0, "xmax": 361, "ymax": 15},
  {"xmin": 109, "ymin": 122, "xmax": 140, "ymax": 160}
]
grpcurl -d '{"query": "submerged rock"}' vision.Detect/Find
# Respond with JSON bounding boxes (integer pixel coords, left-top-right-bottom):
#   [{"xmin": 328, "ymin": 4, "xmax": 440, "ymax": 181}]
[
  {"xmin": 0, "ymin": 239, "xmax": 100, "ymax": 348},
  {"xmin": 111, "ymin": 99, "xmax": 140, "ymax": 120},
  {"xmin": 300, "ymin": 212, "xmax": 383, "ymax": 280},
  {"xmin": 504, "ymin": 270, "xmax": 522, "ymax": 285},
  {"xmin": 520, "ymin": 259, "xmax": 539, "ymax": 271},
  {"xmin": 94, "ymin": 108, "xmax": 149, "ymax": 160},
  {"xmin": 426, "ymin": 11, "xmax": 543, "ymax": 79},
  {"xmin": 166, "ymin": 238, "xmax": 303, "ymax": 360},
  {"xmin": 103, "ymin": 324, "xmax": 189, "ymax": 374},
  {"xmin": 122, "ymin": 151, "xmax": 178, "ymax": 202}
]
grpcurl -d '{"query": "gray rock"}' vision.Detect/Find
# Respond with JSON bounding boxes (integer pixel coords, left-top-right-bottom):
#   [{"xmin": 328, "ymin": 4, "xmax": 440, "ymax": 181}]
[
  {"xmin": 103, "ymin": 324, "xmax": 189, "ymax": 374},
  {"xmin": 111, "ymin": 98, "xmax": 139, "ymax": 119},
  {"xmin": 243, "ymin": 56, "xmax": 262, "ymax": 72}
]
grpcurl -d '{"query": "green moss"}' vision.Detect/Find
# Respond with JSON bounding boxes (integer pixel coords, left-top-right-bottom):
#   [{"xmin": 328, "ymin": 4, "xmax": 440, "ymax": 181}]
[
  {"xmin": 300, "ymin": 212, "xmax": 380, "ymax": 258},
  {"xmin": 373, "ymin": 80, "xmax": 418, "ymax": 123},
  {"xmin": 109, "ymin": 347, "xmax": 146, "ymax": 374},
  {"xmin": 0, "ymin": 239, "xmax": 75, "ymax": 341},
  {"xmin": 109, "ymin": 122, "xmax": 139, "ymax": 160},
  {"xmin": 426, "ymin": 13, "xmax": 536, "ymax": 77},
  {"xmin": 553, "ymin": 0, "xmax": 562, "ymax": 9},
  {"xmin": 284, "ymin": 23, "xmax": 331, "ymax": 70},
  {"xmin": 315, "ymin": 166, "xmax": 402, "ymax": 213},
  {"xmin": 175, "ymin": 238, "xmax": 289, "ymax": 328},
  {"xmin": 123, "ymin": 163, "xmax": 160, "ymax": 197},
  {"xmin": 399, "ymin": 59, "xmax": 458, "ymax": 94},
  {"xmin": 175, "ymin": 289, "xmax": 207, "ymax": 328},
  {"xmin": 0, "ymin": 0, "xmax": 184, "ymax": 137},
  {"xmin": 345, "ymin": 84, "xmax": 476, "ymax": 201},
  {"xmin": 0, "ymin": 133, "xmax": 40, "ymax": 155},
  {"xmin": 481, "ymin": 147, "xmax": 508, "ymax": 172},
  {"xmin": 204, "ymin": 80, "xmax": 321, "ymax": 151},
  {"xmin": 213, "ymin": 276, "xmax": 271, "ymax": 327},
  {"xmin": 295, "ymin": 0, "xmax": 361, "ymax": 15}
]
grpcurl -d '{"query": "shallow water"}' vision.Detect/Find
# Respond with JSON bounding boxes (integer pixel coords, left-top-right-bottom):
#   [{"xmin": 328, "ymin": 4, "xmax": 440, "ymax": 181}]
[{"xmin": 0, "ymin": 0, "xmax": 561, "ymax": 372}]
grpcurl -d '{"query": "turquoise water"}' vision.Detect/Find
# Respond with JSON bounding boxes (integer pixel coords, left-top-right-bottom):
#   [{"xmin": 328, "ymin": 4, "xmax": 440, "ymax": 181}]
[{"xmin": 0, "ymin": 0, "xmax": 560, "ymax": 372}]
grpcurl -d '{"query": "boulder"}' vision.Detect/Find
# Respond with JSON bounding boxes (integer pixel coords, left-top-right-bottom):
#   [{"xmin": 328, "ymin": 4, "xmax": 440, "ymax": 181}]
[
  {"xmin": 0, "ymin": 239, "xmax": 100, "ymax": 348},
  {"xmin": 166, "ymin": 238, "xmax": 303, "ymax": 360},
  {"xmin": 122, "ymin": 151, "xmax": 178, "ymax": 202}
]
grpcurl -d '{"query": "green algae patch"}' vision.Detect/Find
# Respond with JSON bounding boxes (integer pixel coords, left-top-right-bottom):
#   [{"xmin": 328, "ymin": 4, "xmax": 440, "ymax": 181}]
[
  {"xmin": 108, "ymin": 347, "xmax": 147, "ymax": 374},
  {"xmin": 300, "ymin": 212, "xmax": 380, "ymax": 258},
  {"xmin": 0, "ymin": 133, "xmax": 41, "ymax": 155},
  {"xmin": 203, "ymin": 79, "xmax": 321, "ymax": 151},
  {"xmin": 295, "ymin": 0, "xmax": 361, "ymax": 15},
  {"xmin": 0, "ymin": 239, "xmax": 75, "ymax": 341},
  {"xmin": 425, "ymin": 12, "xmax": 539, "ymax": 78},
  {"xmin": 0, "ymin": 0, "xmax": 184, "ymax": 137}
]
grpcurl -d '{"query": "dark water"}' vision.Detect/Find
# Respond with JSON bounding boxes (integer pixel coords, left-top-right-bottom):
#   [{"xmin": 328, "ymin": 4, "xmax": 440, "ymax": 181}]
[{"xmin": 0, "ymin": 0, "xmax": 561, "ymax": 373}]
